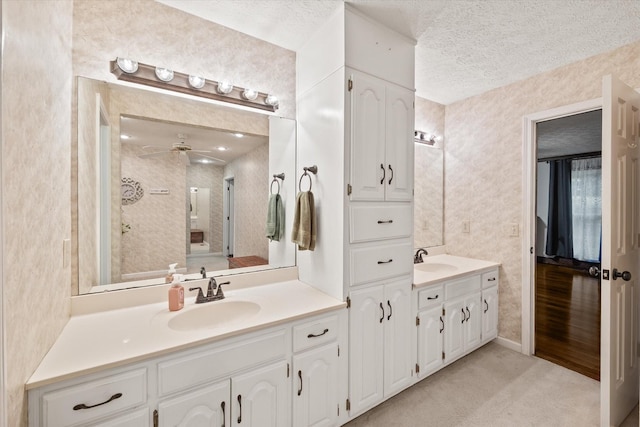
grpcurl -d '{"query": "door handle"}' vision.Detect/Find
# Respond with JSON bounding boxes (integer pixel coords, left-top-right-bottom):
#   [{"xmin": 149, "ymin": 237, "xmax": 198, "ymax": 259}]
[
  {"xmin": 379, "ymin": 302, "xmax": 385, "ymax": 323},
  {"xmin": 484, "ymin": 299, "xmax": 489, "ymax": 313},
  {"xmin": 588, "ymin": 266, "xmax": 600, "ymax": 278},
  {"xmin": 380, "ymin": 163, "xmax": 385, "ymax": 185},
  {"xmin": 237, "ymin": 395, "xmax": 242, "ymax": 424},
  {"xmin": 221, "ymin": 401, "xmax": 226, "ymax": 427},
  {"xmin": 388, "ymin": 164, "xmax": 394, "ymax": 185},
  {"xmin": 440, "ymin": 316, "xmax": 444, "ymax": 333},
  {"xmin": 461, "ymin": 308, "xmax": 466, "ymax": 324},
  {"xmin": 298, "ymin": 370, "xmax": 303, "ymax": 396},
  {"xmin": 387, "ymin": 300, "xmax": 392, "ymax": 320},
  {"xmin": 466, "ymin": 307, "xmax": 471, "ymax": 321},
  {"xmin": 613, "ymin": 269, "xmax": 632, "ymax": 281}
]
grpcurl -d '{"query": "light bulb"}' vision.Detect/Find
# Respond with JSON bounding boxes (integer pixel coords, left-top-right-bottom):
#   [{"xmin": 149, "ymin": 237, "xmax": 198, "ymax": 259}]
[
  {"xmin": 188, "ymin": 75, "xmax": 205, "ymax": 89},
  {"xmin": 242, "ymin": 88, "xmax": 258, "ymax": 101},
  {"xmin": 155, "ymin": 67, "xmax": 174, "ymax": 82},
  {"xmin": 116, "ymin": 57, "xmax": 138, "ymax": 74},
  {"xmin": 265, "ymin": 94, "xmax": 279, "ymax": 107},
  {"xmin": 217, "ymin": 81, "xmax": 233, "ymax": 94}
]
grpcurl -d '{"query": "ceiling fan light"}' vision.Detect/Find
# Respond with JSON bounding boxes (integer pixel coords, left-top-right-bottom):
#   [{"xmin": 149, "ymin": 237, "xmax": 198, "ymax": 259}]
[
  {"xmin": 242, "ymin": 88, "xmax": 258, "ymax": 101},
  {"xmin": 217, "ymin": 81, "xmax": 234, "ymax": 95},
  {"xmin": 188, "ymin": 75, "xmax": 206, "ymax": 89},
  {"xmin": 155, "ymin": 67, "xmax": 174, "ymax": 82},
  {"xmin": 116, "ymin": 57, "xmax": 138, "ymax": 74}
]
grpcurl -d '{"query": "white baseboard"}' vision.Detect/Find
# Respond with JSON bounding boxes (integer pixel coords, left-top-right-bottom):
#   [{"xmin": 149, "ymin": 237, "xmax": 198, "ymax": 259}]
[{"xmin": 494, "ymin": 336, "xmax": 523, "ymax": 353}]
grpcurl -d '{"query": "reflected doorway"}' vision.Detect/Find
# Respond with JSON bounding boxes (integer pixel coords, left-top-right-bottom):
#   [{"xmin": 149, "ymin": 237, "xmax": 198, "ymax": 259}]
[{"xmin": 223, "ymin": 177, "xmax": 235, "ymax": 257}]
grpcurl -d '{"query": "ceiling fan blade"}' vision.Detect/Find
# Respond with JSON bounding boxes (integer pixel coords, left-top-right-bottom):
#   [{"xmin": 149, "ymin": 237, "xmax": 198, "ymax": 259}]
[
  {"xmin": 180, "ymin": 151, "xmax": 191, "ymax": 165},
  {"xmin": 138, "ymin": 151, "xmax": 168, "ymax": 159},
  {"xmin": 190, "ymin": 149, "xmax": 213, "ymax": 153}
]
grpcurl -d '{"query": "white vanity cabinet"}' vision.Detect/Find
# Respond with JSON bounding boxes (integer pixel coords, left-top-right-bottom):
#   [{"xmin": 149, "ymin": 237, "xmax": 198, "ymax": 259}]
[
  {"xmin": 416, "ymin": 285, "xmax": 444, "ymax": 378},
  {"xmin": 349, "ymin": 70, "xmax": 414, "ymax": 203},
  {"xmin": 444, "ymin": 291, "xmax": 481, "ymax": 364},
  {"xmin": 481, "ymin": 270, "xmax": 499, "ymax": 344},
  {"xmin": 348, "ymin": 278, "xmax": 412, "ymax": 416}
]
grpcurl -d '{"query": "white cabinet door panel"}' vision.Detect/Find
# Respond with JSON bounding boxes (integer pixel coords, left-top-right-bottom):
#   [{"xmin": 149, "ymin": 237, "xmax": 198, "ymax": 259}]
[
  {"xmin": 158, "ymin": 381, "xmax": 229, "ymax": 427},
  {"xmin": 464, "ymin": 293, "xmax": 482, "ymax": 351},
  {"xmin": 444, "ymin": 299, "xmax": 465, "ymax": 364},
  {"xmin": 384, "ymin": 84, "xmax": 414, "ymax": 202},
  {"xmin": 417, "ymin": 306, "xmax": 444, "ymax": 378},
  {"xmin": 383, "ymin": 280, "xmax": 412, "ymax": 397},
  {"xmin": 482, "ymin": 286, "xmax": 499, "ymax": 343}
]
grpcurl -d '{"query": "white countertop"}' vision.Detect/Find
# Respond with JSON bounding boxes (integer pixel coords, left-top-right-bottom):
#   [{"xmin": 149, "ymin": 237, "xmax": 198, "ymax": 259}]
[
  {"xmin": 27, "ymin": 280, "xmax": 345, "ymax": 389},
  {"xmin": 413, "ymin": 254, "xmax": 500, "ymax": 288}
]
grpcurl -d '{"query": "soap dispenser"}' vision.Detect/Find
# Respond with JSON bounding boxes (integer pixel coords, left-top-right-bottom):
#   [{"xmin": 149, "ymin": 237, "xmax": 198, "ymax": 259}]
[
  {"xmin": 168, "ymin": 274, "xmax": 184, "ymax": 312},
  {"xmin": 165, "ymin": 263, "xmax": 177, "ymax": 284}
]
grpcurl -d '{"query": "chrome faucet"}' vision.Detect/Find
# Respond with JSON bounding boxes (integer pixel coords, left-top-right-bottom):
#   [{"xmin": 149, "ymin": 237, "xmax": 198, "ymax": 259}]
[
  {"xmin": 414, "ymin": 248, "xmax": 428, "ymax": 264},
  {"xmin": 189, "ymin": 278, "xmax": 231, "ymax": 304},
  {"xmin": 200, "ymin": 266, "xmax": 207, "ymax": 279}
]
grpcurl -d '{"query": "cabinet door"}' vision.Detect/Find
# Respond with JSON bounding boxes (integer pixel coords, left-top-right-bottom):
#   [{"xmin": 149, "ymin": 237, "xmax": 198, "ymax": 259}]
[
  {"xmin": 482, "ymin": 286, "xmax": 499, "ymax": 343},
  {"xmin": 417, "ymin": 306, "xmax": 444, "ymax": 378},
  {"xmin": 293, "ymin": 343, "xmax": 339, "ymax": 427},
  {"xmin": 349, "ymin": 72, "xmax": 386, "ymax": 201},
  {"xmin": 383, "ymin": 280, "xmax": 412, "ymax": 397},
  {"xmin": 384, "ymin": 84, "xmax": 414, "ymax": 202},
  {"xmin": 231, "ymin": 361, "xmax": 290, "ymax": 427},
  {"xmin": 464, "ymin": 292, "xmax": 482, "ymax": 351},
  {"xmin": 158, "ymin": 381, "xmax": 229, "ymax": 427},
  {"xmin": 444, "ymin": 299, "xmax": 465, "ymax": 364},
  {"xmin": 349, "ymin": 285, "xmax": 384, "ymax": 415}
]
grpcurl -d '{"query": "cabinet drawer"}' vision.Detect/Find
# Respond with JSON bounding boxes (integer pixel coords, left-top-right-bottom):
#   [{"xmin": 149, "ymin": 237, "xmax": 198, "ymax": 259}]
[
  {"xmin": 93, "ymin": 408, "xmax": 150, "ymax": 427},
  {"xmin": 41, "ymin": 369, "xmax": 147, "ymax": 427},
  {"xmin": 293, "ymin": 314, "xmax": 339, "ymax": 352},
  {"xmin": 349, "ymin": 205, "xmax": 412, "ymax": 243},
  {"xmin": 350, "ymin": 243, "xmax": 413, "ymax": 285},
  {"xmin": 417, "ymin": 285, "xmax": 444, "ymax": 310},
  {"xmin": 445, "ymin": 275, "xmax": 481, "ymax": 300},
  {"xmin": 158, "ymin": 329, "xmax": 287, "ymax": 396},
  {"xmin": 482, "ymin": 269, "xmax": 499, "ymax": 289}
]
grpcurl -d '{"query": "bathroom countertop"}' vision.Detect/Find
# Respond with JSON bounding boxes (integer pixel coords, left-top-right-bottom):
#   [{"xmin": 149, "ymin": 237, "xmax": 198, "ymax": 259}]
[
  {"xmin": 413, "ymin": 254, "xmax": 500, "ymax": 288},
  {"xmin": 26, "ymin": 280, "xmax": 345, "ymax": 389}
]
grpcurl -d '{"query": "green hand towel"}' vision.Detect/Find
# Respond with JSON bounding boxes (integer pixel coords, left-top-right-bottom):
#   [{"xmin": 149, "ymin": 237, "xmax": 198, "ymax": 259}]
[
  {"xmin": 291, "ymin": 191, "xmax": 316, "ymax": 251},
  {"xmin": 266, "ymin": 194, "xmax": 285, "ymax": 241}
]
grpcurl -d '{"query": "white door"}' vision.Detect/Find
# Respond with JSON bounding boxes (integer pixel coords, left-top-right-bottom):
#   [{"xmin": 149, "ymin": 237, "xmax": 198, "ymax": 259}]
[
  {"xmin": 158, "ymin": 381, "xmax": 229, "ymax": 427},
  {"xmin": 601, "ymin": 74, "xmax": 640, "ymax": 426},
  {"xmin": 444, "ymin": 298, "xmax": 465, "ymax": 364},
  {"xmin": 223, "ymin": 178, "xmax": 235, "ymax": 257},
  {"xmin": 384, "ymin": 84, "xmax": 414, "ymax": 202},
  {"xmin": 293, "ymin": 343, "xmax": 339, "ymax": 427},
  {"xmin": 348, "ymin": 285, "xmax": 384, "ymax": 415},
  {"xmin": 463, "ymin": 292, "xmax": 482, "ymax": 351},
  {"xmin": 383, "ymin": 279, "xmax": 412, "ymax": 397},
  {"xmin": 349, "ymin": 71, "xmax": 386, "ymax": 202},
  {"xmin": 417, "ymin": 305, "xmax": 444, "ymax": 378},
  {"xmin": 232, "ymin": 361, "xmax": 290, "ymax": 427},
  {"xmin": 482, "ymin": 287, "xmax": 499, "ymax": 344}
]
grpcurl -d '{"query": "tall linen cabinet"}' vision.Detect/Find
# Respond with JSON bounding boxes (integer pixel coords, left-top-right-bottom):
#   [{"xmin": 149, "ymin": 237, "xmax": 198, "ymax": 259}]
[{"xmin": 296, "ymin": 4, "xmax": 416, "ymax": 420}]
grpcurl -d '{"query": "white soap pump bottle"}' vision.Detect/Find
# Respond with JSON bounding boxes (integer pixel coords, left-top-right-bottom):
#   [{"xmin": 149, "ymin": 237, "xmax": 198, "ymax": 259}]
[{"xmin": 165, "ymin": 263, "xmax": 177, "ymax": 284}]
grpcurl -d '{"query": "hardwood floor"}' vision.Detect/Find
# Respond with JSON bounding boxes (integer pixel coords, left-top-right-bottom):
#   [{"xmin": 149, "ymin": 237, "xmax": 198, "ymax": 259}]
[{"xmin": 535, "ymin": 262, "xmax": 601, "ymax": 380}]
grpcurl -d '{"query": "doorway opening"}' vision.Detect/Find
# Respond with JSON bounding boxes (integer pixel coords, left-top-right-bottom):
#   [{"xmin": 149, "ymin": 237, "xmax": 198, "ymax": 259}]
[{"xmin": 223, "ymin": 177, "xmax": 235, "ymax": 257}]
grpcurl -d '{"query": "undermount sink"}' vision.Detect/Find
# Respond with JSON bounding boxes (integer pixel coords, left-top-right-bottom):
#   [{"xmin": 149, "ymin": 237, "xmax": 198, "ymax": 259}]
[
  {"xmin": 168, "ymin": 300, "xmax": 261, "ymax": 332},
  {"xmin": 415, "ymin": 262, "xmax": 458, "ymax": 274}
]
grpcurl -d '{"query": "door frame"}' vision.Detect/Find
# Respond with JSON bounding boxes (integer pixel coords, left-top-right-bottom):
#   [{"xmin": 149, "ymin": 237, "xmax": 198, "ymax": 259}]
[
  {"xmin": 222, "ymin": 176, "xmax": 235, "ymax": 257},
  {"xmin": 521, "ymin": 97, "xmax": 602, "ymax": 356}
]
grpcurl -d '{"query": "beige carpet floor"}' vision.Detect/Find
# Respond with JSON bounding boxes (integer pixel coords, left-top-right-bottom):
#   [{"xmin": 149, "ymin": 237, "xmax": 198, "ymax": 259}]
[{"xmin": 345, "ymin": 342, "xmax": 639, "ymax": 427}]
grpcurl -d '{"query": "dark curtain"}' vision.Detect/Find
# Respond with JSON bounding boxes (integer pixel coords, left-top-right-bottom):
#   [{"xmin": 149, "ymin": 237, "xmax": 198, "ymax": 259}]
[{"xmin": 546, "ymin": 159, "xmax": 573, "ymax": 258}]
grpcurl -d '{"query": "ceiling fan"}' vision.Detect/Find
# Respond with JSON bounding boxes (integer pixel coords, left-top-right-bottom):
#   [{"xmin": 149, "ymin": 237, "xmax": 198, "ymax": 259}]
[{"xmin": 138, "ymin": 135, "xmax": 226, "ymax": 166}]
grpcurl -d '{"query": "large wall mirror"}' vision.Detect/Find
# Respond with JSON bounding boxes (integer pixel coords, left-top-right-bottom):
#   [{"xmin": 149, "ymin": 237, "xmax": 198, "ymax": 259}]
[
  {"xmin": 74, "ymin": 77, "xmax": 296, "ymax": 295},
  {"xmin": 414, "ymin": 141, "xmax": 444, "ymax": 248}
]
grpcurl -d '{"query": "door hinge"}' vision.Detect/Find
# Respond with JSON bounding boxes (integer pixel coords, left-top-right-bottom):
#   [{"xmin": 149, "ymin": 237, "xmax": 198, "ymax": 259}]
[
  {"xmin": 338, "ymin": 404, "xmax": 340, "ymax": 416},
  {"xmin": 415, "ymin": 363, "xmax": 420, "ymax": 374},
  {"xmin": 442, "ymin": 307, "xmax": 445, "ymax": 316},
  {"xmin": 416, "ymin": 315, "xmax": 420, "ymax": 326},
  {"xmin": 347, "ymin": 183, "xmax": 352, "ymax": 195},
  {"xmin": 346, "ymin": 296, "xmax": 351, "ymax": 309},
  {"xmin": 153, "ymin": 409, "xmax": 159, "ymax": 427},
  {"xmin": 287, "ymin": 363, "xmax": 290, "ymax": 377},
  {"xmin": 442, "ymin": 351, "xmax": 445, "ymax": 360},
  {"xmin": 346, "ymin": 399, "xmax": 351, "ymax": 411},
  {"xmin": 338, "ymin": 345, "xmax": 340, "ymax": 357},
  {"xmin": 348, "ymin": 78, "xmax": 353, "ymax": 92}
]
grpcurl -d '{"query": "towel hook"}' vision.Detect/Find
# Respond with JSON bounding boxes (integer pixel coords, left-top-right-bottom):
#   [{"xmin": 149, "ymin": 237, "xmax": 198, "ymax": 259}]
[
  {"xmin": 299, "ymin": 165, "xmax": 317, "ymax": 192},
  {"xmin": 270, "ymin": 173, "xmax": 285, "ymax": 195}
]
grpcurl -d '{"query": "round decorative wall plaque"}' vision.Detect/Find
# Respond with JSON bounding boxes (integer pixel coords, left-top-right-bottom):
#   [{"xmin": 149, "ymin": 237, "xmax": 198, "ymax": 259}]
[{"xmin": 121, "ymin": 177, "xmax": 144, "ymax": 205}]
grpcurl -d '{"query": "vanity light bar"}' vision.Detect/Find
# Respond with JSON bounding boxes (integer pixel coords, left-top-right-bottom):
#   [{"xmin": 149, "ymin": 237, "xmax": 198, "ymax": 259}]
[
  {"xmin": 110, "ymin": 59, "xmax": 278, "ymax": 113},
  {"xmin": 414, "ymin": 130, "xmax": 440, "ymax": 146}
]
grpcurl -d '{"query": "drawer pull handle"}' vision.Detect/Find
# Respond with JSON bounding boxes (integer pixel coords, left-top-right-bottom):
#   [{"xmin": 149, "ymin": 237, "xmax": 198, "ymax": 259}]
[
  {"xmin": 387, "ymin": 300, "xmax": 392, "ymax": 320},
  {"xmin": 73, "ymin": 392, "xmax": 122, "ymax": 410},
  {"xmin": 461, "ymin": 308, "xmax": 466, "ymax": 324},
  {"xmin": 377, "ymin": 259, "xmax": 393, "ymax": 264},
  {"xmin": 466, "ymin": 307, "xmax": 471, "ymax": 320},
  {"xmin": 440, "ymin": 316, "xmax": 444, "ymax": 333},
  {"xmin": 298, "ymin": 370, "xmax": 303, "ymax": 396},
  {"xmin": 487, "ymin": 277, "xmax": 496, "ymax": 282},
  {"xmin": 237, "ymin": 395, "xmax": 242, "ymax": 423},
  {"xmin": 484, "ymin": 299, "xmax": 489, "ymax": 313},
  {"xmin": 388, "ymin": 164, "xmax": 394, "ymax": 185},
  {"xmin": 379, "ymin": 302, "xmax": 385, "ymax": 323},
  {"xmin": 380, "ymin": 163, "xmax": 386, "ymax": 185},
  {"xmin": 377, "ymin": 219, "xmax": 393, "ymax": 224},
  {"xmin": 308, "ymin": 328, "xmax": 329, "ymax": 338},
  {"xmin": 221, "ymin": 401, "xmax": 226, "ymax": 427},
  {"xmin": 427, "ymin": 294, "xmax": 439, "ymax": 300}
]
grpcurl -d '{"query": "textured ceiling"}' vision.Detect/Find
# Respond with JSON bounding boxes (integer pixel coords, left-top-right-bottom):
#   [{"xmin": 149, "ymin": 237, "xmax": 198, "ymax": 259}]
[{"xmin": 156, "ymin": 0, "xmax": 640, "ymax": 105}]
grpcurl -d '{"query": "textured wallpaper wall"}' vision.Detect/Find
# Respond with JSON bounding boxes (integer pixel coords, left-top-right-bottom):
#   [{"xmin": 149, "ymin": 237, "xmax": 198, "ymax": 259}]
[
  {"xmin": 444, "ymin": 40, "xmax": 640, "ymax": 344},
  {"xmin": 224, "ymin": 143, "xmax": 270, "ymax": 260},
  {"xmin": 415, "ymin": 96, "xmax": 446, "ymax": 248},
  {"xmin": 2, "ymin": 2, "xmax": 73, "ymax": 425}
]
